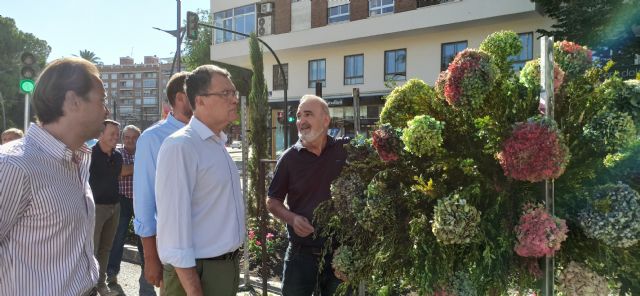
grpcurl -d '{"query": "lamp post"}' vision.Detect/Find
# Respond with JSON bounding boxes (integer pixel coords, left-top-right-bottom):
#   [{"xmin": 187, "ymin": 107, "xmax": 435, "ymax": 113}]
[
  {"xmin": 152, "ymin": 0, "xmax": 184, "ymax": 77},
  {"xmin": 197, "ymin": 23, "xmax": 289, "ymax": 148}
]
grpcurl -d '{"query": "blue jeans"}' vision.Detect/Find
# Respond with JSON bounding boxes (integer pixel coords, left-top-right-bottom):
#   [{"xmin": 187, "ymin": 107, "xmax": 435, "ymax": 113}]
[{"xmin": 282, "ymin": 243, "xmax": 343, "ymax": 296}]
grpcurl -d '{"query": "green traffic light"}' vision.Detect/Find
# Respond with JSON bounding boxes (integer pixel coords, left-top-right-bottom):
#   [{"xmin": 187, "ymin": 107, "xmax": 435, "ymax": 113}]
[
  {"xmin": 287, "ymin": 116, "xmax": 295, "ymax": 123},
  {"xmin": 20, "ymin": 79, "xmax": 35, "ymax": 93}
]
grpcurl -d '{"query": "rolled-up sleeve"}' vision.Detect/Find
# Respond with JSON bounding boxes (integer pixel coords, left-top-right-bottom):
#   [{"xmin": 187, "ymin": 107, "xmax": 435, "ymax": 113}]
[
  {"xmin": 133, "ymin": 133, "xmax": 159, "ymax": 237},
  {"xmin": 155, "ymin": 137, "xmax": 197, "ymax": 268}
]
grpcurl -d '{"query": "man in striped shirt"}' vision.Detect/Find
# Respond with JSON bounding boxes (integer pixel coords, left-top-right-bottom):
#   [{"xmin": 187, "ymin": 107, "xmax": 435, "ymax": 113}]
[{"xmin": 0, "ymin": 57, "xmax": 108, "ymax": 295}]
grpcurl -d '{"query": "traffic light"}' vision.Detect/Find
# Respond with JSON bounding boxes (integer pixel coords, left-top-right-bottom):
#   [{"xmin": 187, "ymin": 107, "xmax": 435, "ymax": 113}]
[
  {"xmin": 20, "ymin": 52, "xmax": 36, "ymax": 93},
  {"xmin": 287, "ymin": 106, "xmax": 296, "ymax": 123},
  {"xmin": 186, "ymin": 11, "xmax": 199, "ymax": 40}
]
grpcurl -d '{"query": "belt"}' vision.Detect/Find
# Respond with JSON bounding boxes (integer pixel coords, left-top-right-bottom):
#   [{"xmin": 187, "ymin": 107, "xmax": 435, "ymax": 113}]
[
  {"xmin": 291, "ymin": 243, "xmax": 323, "ymax": 256},
  {"xmin": 200, "ymin": 249, "xmax": 240, "ymax": 261}
]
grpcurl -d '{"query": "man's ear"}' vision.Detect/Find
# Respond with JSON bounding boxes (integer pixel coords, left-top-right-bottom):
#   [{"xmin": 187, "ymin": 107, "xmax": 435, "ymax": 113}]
[{"xmin": 62, "ymin": 90, "xmax": 81, "ymax": 113}]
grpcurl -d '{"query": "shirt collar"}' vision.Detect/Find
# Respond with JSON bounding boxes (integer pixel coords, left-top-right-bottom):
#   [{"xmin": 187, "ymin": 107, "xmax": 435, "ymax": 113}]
[
  {"xmin": 166, "ymin": 112, "xmax": 187, "ymax": 130},
  {"xmin": 293, "ymin": 135, "xmax": 334, "ymax": 152},
  {"xmin": 189, "ymin": 117, "xmax": 227, "ymax": 145},
  {"xmin": 25, "ymin": 123, "xmax": 91, "ymax": 162}
]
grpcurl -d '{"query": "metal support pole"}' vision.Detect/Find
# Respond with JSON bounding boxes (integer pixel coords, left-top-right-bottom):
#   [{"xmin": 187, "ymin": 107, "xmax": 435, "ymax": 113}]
[
  {"xmin": 240, "ymin": 96, "xmax": 252, "ymax": 288},
  {"xmin": 176, "ymin": 0, "xmax": 182, "ymax": 72},
  {"xmin": 0, "ymin": 91, "xmax": 6, "ymax": 132},
  {"xmin": 540, "ymin": 36, "xmax": 555, "ymax": 296},
  {"xmin": 353, "ymin": 88, "xmax": 360, "ymax": 135},
  {"xmin": 24, "ymin": 93, "xmax": 30, "ymax": 131}
]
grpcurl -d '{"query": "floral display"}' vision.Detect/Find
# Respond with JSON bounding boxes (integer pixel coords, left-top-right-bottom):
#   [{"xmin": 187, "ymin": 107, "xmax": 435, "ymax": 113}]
[
  {"xmin": 519, "ymin": 58, "xmax": 565, "ymax": 94},
  {"xmin": 379, "ymin": 79, "xmax": 435, "ymax": 128},
  {"xmin": 578, "ymin": 182, "xmax": 640, "ymax": 248},
  {"xmin": 513, "ymin": 203, "xmax": 568, "ymax": 258},
  {"xmin": 498, "ymin": 118, "xmax": 570, "ymax": 182},
  {"xmin": 431, "ymin": 194, "xmax": 481, "ymax": 245},
  {"xmin": 557, "ymin": 261, "xmax": 610, "ymax": 296},
  {"xmin": 312, "ymin": 30, "xmax": 640, "ymax": 294},
  {"xmin": 371, "ymin": 124, "xmax": 403, "ymax": 163},
  {"xmin": 401, "ymin": 115, "xmax": 444, "ymax": 157},
  {"xmin": 553, "ymin": 40, "xmax": 593, "ymax": 77},
  {"xmin": 443, "ymin": 49, "xmax": 497, "ymax": 108},
  {"xmin": 582, "ymin": 110, "xmax": 636, "ymax": 154}
]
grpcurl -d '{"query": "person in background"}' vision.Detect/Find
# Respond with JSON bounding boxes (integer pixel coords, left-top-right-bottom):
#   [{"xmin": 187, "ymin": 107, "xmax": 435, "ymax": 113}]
[
  {"xmin": 1, "ymin": 128, "xmax": 24, "ymax": 144},
  {"xmin": 133, "ymin": 71, "xmax": 192, "ymax": 290},
  {"xmin": 90, "ymin": 119, "xmax": 123, "ymax": 296},
  {"xmin": 0, "ymin": 57, "xmax": 107, "ymax": 295}
]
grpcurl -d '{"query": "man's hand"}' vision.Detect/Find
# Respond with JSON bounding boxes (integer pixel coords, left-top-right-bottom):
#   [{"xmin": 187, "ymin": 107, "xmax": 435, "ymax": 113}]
[
  {"xmin": 292, "ymin": 215, "xmax": 315, "ymax": 237},
  {"xmin": 141, "ymin": 236, "xmax": 163, "ymax": 287}
]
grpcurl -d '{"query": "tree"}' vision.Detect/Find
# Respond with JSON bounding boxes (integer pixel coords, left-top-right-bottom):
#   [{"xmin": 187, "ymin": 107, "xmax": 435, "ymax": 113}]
[
  {"xmin": 532, "ymin": 0, "xmax": 640, "ymax": 64},
  {"xmin": 0, "ymin": 16, "xmax": 50, "ymax": 130},
  {"xmin": 74, "ymin": 49, "xmax": 102, "ymax": 65},
  {"xmin": 247, "ymin": 33, "xmax": 270, "ymax": 218}
]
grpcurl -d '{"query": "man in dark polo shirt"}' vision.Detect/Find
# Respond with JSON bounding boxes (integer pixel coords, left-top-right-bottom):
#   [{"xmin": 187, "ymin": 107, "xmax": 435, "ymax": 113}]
[
  {"xmin": 90, "ymin": 119, "xmax": 123, "ymax": 296},
  {"xmin": 267, "ymin": 94, "xmax": 348, "ymax": 296}
]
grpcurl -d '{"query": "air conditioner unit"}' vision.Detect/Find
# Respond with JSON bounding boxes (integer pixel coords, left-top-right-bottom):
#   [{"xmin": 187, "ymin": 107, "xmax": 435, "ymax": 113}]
[
  {"xmin": 260, "ymin": 2, "xmax": 273, "ymax": 14},
  {"xmin": 257, "ymin": 16, "xmax": 272, "ymax": 36}
]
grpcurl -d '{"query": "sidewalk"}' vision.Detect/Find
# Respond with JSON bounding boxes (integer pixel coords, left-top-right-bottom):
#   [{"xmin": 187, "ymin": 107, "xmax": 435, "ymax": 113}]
[{"xmin": 121, "ymin": 244, "xmax": 282, "ymax": 295}]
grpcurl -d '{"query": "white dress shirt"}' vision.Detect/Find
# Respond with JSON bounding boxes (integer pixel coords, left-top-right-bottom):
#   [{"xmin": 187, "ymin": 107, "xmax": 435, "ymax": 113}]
[
  {"xmin": 0, "ymin": 124, "xmax": 98, "ymax": 295},
  {"xmin": 156, "ymin": 117, "xmax": 245, "ymax": 268}
]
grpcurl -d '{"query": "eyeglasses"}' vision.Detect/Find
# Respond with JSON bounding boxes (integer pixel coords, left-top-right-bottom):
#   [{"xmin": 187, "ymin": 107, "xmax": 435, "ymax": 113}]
[{"xmin": 199, "ymin": 90, "xmax": 239, "ymax": 100}]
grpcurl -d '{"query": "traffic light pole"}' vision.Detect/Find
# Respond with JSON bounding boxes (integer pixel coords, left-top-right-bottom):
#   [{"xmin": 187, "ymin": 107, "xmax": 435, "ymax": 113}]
[
  {"xmin": 197, "ymin": 23, "xmax": 289, "ymax": 148},
  {"xmin": 24, "ymin": 93, "xmax": 30, "ymax": 131}
]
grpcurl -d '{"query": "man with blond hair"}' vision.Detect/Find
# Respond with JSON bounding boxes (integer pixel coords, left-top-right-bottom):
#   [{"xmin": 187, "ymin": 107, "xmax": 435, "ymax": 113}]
[{"xmin": 1, "ymin": 128, "xmax": 24, "ymax": 144}]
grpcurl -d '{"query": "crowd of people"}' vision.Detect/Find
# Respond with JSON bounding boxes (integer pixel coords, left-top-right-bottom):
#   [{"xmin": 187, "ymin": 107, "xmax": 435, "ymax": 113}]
[{"xmin": 0, "ymin": 57, "xmax": 348, "ymax": 296}]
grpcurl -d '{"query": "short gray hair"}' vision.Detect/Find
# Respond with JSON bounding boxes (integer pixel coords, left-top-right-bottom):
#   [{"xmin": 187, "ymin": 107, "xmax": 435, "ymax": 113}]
[
  {"xmin": 299, "ymin": 94, "xmax": 329, "ymax": 117},
  {"xmin": 122, "ymin": 125, "xmax": 141, "ymax": 135}
]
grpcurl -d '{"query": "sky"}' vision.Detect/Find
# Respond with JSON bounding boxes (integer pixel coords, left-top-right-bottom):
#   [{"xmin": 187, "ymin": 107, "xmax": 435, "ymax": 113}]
[{"xmin": 1, "ymin": 0, "xmax": 210, "ymax": 65}]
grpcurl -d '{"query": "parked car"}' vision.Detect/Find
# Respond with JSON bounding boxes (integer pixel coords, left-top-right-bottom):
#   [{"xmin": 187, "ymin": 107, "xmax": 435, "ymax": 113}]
[{"xmin": 231, "ymin": 140, "xmax": 242, "ymax": 149}]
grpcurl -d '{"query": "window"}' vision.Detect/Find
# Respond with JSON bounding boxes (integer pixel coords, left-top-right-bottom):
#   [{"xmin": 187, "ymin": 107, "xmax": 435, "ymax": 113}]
[
  {"xmin": 143, "ymin": 72, "xmax": 157, "ymax": 78},
  {"xmin": 509, "ymin": 32, "xmax": 534, "ymax": 71},
  {"xmin": 143, "ymin": 79, "xmax": 157, "ymax": 88},
  {"xmin": 234, "ymin": 5, "xmax": 256, "ymax": 41},
  {"xmin": 273, "ymin": 64, "xmax": 289, "ymax": 91},
  {"xmin": 384, "ymin": 49, "xmax": 406, "ymax": 81},
  {"xmin": 143, "ymin": 98, "xmax": 157, "ymax": 105},
  {"xmin": 143, "ymin": 89, "xmax": 158, "ymax": 95},
  {"xmin": 121, "ymin": 73, "xmax": 135, "ymax": 79},
  {"xmin": 308, "ymin": 59, "xmax": 326, "ymax": 88},
  {"xmin": 328, "ymin": 4, "xmax": 350, "ymax": 24},
  {"xmin": 120, "ymin": 80, "xmax": 133, "ymax": 88},
  {"xmin": 110, "ymin": 73, "xmax": 117, "ymax": 79},
  {"xmin": 101, "ymin": 73, "xmax": 109, "ymax": 79},
  {"xmin": 369, "ymin": 0, "xmax": 394, "ymax": 16},
  {"xmin": 344, "ymin": 54, "xmax": 364, "ymax": 85},
  {"xmin": 214, "ymin": 5, "xmax": 256, "ymax": 44},
  {"xmin": 441, "ymin": 41, "xmax": 467, "ymax": 71},
  {"xmin": 135, "ymin": 73, "xmax": 142, "ymax": 79}
]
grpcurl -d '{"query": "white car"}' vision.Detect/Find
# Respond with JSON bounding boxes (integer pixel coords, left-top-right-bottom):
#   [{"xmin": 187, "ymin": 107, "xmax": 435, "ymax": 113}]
[{"xmin": 231, "ymin": 141, "xmax": 242, "ymax": 149}]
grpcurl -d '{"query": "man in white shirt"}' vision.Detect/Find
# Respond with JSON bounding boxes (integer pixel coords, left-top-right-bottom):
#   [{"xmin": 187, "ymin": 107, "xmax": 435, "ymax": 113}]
[{"xmin": 155, "ymin": 64, "xmax": 245, "ymax": 296}]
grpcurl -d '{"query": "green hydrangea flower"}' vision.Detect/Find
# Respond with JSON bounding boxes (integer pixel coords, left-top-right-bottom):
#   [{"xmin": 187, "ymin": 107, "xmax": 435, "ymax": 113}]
[{"xmin": 401, "ymin": 115, "xmax": 444, "ymax": 157}]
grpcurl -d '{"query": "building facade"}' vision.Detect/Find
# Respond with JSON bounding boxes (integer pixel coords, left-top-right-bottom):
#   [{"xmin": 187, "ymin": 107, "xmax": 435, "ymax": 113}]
[
  {"xmin": 99, "ymin": 56, "xmax": 180, "ymax": 131},
  {"xmin": 209, "ymin": 0, "xmax": 555, "ymax": 152}
]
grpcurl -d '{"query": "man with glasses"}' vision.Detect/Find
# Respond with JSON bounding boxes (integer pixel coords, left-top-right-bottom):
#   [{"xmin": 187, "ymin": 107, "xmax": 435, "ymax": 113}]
[
  {"xmin": 90, "ymin": 119, "xmax": 123, "ymax": 296},
  {"xmin": 155, "ymin": 65, "xmax": 245, "ymax": 296},
  {"xmin": 1, "ymin": 57, "xmax": 108, "ymax": 295}
]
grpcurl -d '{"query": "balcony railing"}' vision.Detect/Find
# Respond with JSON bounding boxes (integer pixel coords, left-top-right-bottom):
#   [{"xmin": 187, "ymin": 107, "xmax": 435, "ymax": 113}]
[{"xmin": 417, "ymin": 0, "xmax": 459, "ymax": 8}]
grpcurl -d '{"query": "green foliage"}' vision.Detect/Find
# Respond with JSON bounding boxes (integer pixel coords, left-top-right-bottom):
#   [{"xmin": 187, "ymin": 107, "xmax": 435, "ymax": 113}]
[
  {"xmin": 247, "ymin": 34, "xmax": 270, "ymax": 218},
  {"xmin": 379, "ymin": 79, "xmax": 436, "ymax": 128},
  {"xmin": 597, "ymin": 76, "xmax": 640, "ymax": 128},
  {"xmin": 582, "ymin": 109, "xmax": 636, "ymax": 154},
  {"xmin": 0, "ymin": 16, "xmax": 50, "ymax": 130},
  {"xmin": 316, "ymin": 31, "xmax": 640, "ymax": 294},
  {"xmin": 479, "ymin": 30, "xmax": 522, "ymax": 74},
  {"xmin": 401, "ymin": 115, "xmax": 444, "ymax": 157},
  {"xmin": 74, "ymin": 49, "xmax": 101, "ymax": 64}
]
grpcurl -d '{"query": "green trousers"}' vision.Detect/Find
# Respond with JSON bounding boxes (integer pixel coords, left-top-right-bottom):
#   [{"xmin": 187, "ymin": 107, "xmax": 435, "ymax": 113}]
[{"xmin": 163, "ymin": 255, "xmax": 239, "ymax": 296}]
